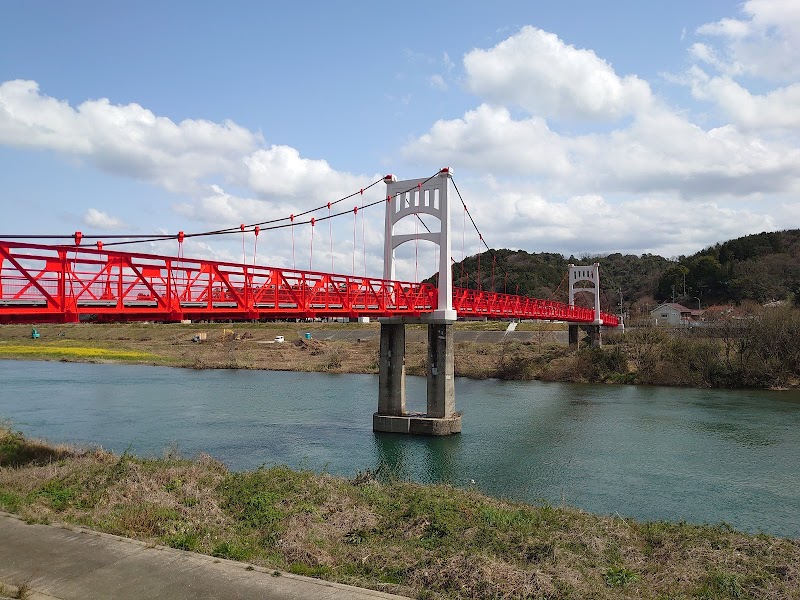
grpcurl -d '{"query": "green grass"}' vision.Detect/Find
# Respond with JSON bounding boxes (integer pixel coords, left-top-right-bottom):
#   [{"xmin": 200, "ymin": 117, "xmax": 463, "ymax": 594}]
[
  {"xmin": 34, "ymin": 480, "xmax": 76, "ymax": 511},
  {"xmin": 0, "ymin": 423, "xmax": 798, "ymax": 599},
  {"xmin": 604, "ymin": 565, "xmax": 640, "ymax": 588}
]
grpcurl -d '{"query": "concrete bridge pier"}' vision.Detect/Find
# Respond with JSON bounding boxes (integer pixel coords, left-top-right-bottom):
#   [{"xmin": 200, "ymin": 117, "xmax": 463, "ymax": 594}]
[
  {"xmin": 373, "ymin": 318, "xmax": 462, "ymax": 435},
  {"xmin": 377, "ymin": 322, "xmax": 406, "ymax": 417},
  {"xmin": 568, "ymin": 324, "xmax": 602, "ymax": 347}
]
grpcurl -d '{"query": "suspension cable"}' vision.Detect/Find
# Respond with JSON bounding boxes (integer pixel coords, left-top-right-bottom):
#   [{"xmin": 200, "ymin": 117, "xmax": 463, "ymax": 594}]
[
  {"xmin": 63, "ymin": 173, "xmax": 443, "ymax": 250},
  {"xmin": 328, "ymin": 202, "xmax": 333, "ymax": 273},
  {"xmin": 309, "ymin": 218, "xmax": 315, "ymax": 270},
  {"xmin": 352, "ymin": 206, "xmax": 358, "ymax": 277},
  {"xmin": 290, "ymin": 214, "xmax": 296, "ymax": 270},
  {"xmin": 240, "ymin": 224, "xmax": 246, "ymax": 265},
  {"xmin": 451, "ymin": 176, "xmax": 524, "ymax": 295},
  {"xmin": 253, "ymin": 226, "xmax": 260, "ymax": 267}
]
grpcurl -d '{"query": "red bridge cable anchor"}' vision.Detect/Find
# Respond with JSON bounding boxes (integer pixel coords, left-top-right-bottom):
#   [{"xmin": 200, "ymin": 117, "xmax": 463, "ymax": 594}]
[
  {"xmin": 253, "ymin": 226, "xmax": 260, "ymax": 267},
  {"xmin": 240, "ymin": 224, "xmax": 246, "ymax": 265}
]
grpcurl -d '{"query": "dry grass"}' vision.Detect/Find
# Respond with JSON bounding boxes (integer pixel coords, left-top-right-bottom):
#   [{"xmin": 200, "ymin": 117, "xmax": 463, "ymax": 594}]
[
  {"xmin": 1, "ymin": 424, "xmax": 798, "ymax": 599},
  {"xmin": 0, "ymin": 580, "xmax": 32, "ymax": 599},
  {"xmin": 0, "ymin": 323, "xmax": 567, "ymax": 381}
]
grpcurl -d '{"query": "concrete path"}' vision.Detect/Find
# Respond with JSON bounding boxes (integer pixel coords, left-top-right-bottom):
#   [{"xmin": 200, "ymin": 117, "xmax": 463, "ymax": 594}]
[{"xmin": 0, "ymin": 512, "xmax": 409, "ymax": 600}]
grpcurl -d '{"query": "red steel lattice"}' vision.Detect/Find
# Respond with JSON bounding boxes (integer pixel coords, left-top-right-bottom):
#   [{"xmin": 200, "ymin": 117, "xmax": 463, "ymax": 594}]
[{"xmin": 0, "ymin": 241, "xmax": 619, "ymax": 326}]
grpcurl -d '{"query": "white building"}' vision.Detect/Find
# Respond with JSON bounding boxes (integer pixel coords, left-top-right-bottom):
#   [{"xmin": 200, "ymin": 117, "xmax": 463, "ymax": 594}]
[{"xmin": 650, "ymin": 303, "xmax": 703, "ymax": 326}]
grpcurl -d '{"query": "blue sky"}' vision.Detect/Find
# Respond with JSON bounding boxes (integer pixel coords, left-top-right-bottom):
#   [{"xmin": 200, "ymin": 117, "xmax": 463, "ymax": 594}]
[{"xmin": 2, "ymin": 1, "xmax": 799, "ymax": 280}]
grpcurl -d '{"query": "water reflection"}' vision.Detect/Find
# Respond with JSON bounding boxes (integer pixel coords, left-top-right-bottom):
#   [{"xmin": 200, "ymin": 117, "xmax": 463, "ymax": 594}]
[{"xmin": 372, "ymin": 433, "xmax": 463, "ymax": 485}]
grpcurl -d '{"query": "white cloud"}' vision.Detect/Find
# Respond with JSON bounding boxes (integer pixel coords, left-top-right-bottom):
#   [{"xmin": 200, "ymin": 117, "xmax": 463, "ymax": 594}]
[
  {"xmin": 401, "ymin": 17, "xmax": 800, "ymax": 262},
  {"xmin": 0, "ymin": 80, "xmax": 260, "ymax": 194},
  {"xmin": 82, "ymin": 208, "xmax": 124, "ymax": 230},
  {"xmin": 404, "ymin": 104, "xmax": 572, "ymax": 176},
  {"xmin": 575, "ymin": 108, "xmax": 800, "ymax": 197},
  {"xmin": 695, "ymin": 0, "xmax": 800, "ymax": 80},
  {"xmin": 696, "ymin": 17, "xmax": 752, "ymax": 39},
  {"xmin": 688, "ymin": 43, "xmax": 728, "ymax": 72},
  {"xmin": 404, "ymin": 104, "xmax": 800, "ymax": 198},
  {"xmin": 244, "ymin": 145, "xmax": 375, "ymax": 201},
  {"xmin": 174, "ymin": 185, "xmax": 293, "ymax": 226},
  {"xmin": 686, "ymin": 67, "xmax": 800, "ymax": 132},
  {"xmin": 0, "ymin": 80, "xmax": 385, "ymax": 252},
  {"xmin": 463, "ymin": 26, "xmax": 652, "ymax": 120},
  {"xmin": 449, "ymin": 179, "xmax": 777, "ymax": 259}
]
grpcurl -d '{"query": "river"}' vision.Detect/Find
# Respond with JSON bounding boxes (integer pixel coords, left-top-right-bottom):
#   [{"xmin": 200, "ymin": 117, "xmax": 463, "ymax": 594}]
[{"xmin": 1, "ymin": 360, "xmax": 798, "ymax": 538}]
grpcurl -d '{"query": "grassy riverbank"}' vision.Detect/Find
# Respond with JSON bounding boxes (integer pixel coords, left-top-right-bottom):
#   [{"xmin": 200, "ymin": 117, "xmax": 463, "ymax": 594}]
[
  {"xmin": 1, "ymin": 425, "xmax": 797, "ymax": 599},
  {"xmin": 0, "ymin": 321, "xmax": 570, "ymax": 379},
  {"xmin": 2, "ymin": 311, "xmax": 800, "ymax": 389}
]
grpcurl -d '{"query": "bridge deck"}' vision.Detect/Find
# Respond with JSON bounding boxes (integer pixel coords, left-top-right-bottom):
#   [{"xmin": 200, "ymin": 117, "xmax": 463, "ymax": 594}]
[{"xmin": 0, "ymin": 241, "xmax": 619, "ymax": 326}]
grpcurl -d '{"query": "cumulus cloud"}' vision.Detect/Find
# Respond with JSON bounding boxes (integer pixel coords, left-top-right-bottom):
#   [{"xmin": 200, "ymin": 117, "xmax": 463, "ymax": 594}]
[
  {"xmin": 244, "ymin": 145, "xmax": 372, "ymax": 201},
  {"xmin": 401, "ymin": 16, "xmax": 800, "ymax": 261},
  {"xmin": 82, "ymin": 208, "xmax": 124, "ymax": 230},
  {"xmin": 405, "ymin": 103, "xmax": 800, "ymax": 198},
  {"xmin": 404, "ymin": 16, "xmax": 800, "ymax": 203},
  {"xmin": 453, "ymin": 179, "xmax": 777, "ymax": 259},
  {"xmin": 405, "ymin": 104, "xmax": 572, "ymax": 176},
  {"xmin": 686, "ymin": 67, "xmax": 800, "ymax": 132},
  {"xmin": 574, "ymin": 108, "xmax": 800, "ymax": 197},
  {"xmin": 0, "ymin": 80, "xmax": 260, "ymax": 194},
  {"xmin": 463, "ymin": 26, "xmax": 652, "ymax": 120},
  {"xmin": 695, "ymin": 0, "xmax": 800, "ymax": 80},
  {"xmin": 0, "ymin": 79, "xmax": 382, "ymax": 242},
  {"xmin": 679, "ymin": 0, "xmax": 800, "ymax": 142},
  {"xmin": 173, "ymin": 185, "xmax": 293, "ymax": 226}
]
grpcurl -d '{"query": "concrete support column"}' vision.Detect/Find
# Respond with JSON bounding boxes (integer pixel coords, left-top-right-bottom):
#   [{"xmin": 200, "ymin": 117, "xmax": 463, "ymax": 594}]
[
  {"xmin": 426, "ymin": 323, "xmax": 455, "ymax": 418},
  {"xmin": 378, "ymin": 323, "xmax": 406, "ymax": 416},
  {"xmin": 568, "ymin": 324, "xmax": 579, "ymax": 347},
  {"xmin": 374, "ymin": 317, "xmax": 461, "ymax": 435},
  {"xmin": 587, "ymin": 325, "xmax": 601, "ymax": 347},
  {"xmin": 568, "ymin": 324, "xmax": 602, "ymax": 347}
]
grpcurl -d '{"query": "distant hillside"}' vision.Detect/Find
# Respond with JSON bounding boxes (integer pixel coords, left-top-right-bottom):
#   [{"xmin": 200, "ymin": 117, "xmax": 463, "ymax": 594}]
[
  {"xmin": 442, "ymin": 249, "xmax": 669, "ymax": 312},
  {"xmin": 439, "ymin": 229, "xmax": 800, "ymax": 312},
  {"xmin": 656, "ymin": 229, "xmax": 800, "ymax": 305}
]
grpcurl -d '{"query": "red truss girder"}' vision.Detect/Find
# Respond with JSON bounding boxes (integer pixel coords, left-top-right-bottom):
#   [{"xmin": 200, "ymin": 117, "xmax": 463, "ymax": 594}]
[{"xmin": 0, "ymin": 241, "xmax": 619, "ymax": 326}]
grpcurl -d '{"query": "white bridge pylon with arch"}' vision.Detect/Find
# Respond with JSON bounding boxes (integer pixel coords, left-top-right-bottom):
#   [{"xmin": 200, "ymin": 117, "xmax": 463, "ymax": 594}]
[
  {"xmin": 383, "ymin": 168, "xmax": 456, "ymax": 322},
  {"xmin": 568, "ymin": 262, "xmax": 603, "ymax": 325}
]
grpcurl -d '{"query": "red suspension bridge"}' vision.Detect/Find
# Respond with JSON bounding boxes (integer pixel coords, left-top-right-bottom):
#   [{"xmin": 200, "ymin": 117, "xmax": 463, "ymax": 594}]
[{"xmin": 0, "ymin": 169, "xmax": 620, "ymax": 327}]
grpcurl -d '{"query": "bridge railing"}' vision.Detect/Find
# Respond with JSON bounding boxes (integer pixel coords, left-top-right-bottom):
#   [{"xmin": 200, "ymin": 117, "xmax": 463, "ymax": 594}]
[
  {"xmin": 452, "ymin": 287, "xmax": 619, "ymax": 326},
  {"xmin": 0, "ymin": 241, "xmax": 440, "ymax": 322},
  {"xmin": 0, "ymin": 241, "xmax": 618, "ymax": 325}
]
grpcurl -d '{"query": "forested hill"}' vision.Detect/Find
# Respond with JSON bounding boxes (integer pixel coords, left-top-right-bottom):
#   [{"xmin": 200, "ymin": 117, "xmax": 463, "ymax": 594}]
[
  {"xmin": 446, "ymin": 249, "xmax": 670, "ymax": 310},
  {"xmin": 657, "ymin": 229, "xmax": 800, "ymax": 305},
  {"xmin": 444, "ymin": 229, "xmax": 800, "ymax": 309}
]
